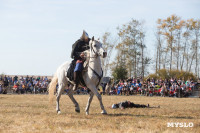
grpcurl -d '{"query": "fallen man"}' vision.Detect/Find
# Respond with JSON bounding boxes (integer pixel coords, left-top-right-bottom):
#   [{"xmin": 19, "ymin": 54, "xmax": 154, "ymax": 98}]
[{"xmin": 110, "ymin": 101, "xmax": 160, "ymax": 109}]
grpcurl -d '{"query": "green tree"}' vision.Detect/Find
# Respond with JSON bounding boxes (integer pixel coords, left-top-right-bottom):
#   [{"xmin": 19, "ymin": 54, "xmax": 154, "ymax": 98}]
[{"xmin": 112, "ymin": 65, "xmax": 128, "ymax": 80}]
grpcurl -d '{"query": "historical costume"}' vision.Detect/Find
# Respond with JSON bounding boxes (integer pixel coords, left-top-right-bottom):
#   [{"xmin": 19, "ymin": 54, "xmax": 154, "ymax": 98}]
[{"xmin": 70, "ymin": 30, "xmax": 90, "ymax": 90}]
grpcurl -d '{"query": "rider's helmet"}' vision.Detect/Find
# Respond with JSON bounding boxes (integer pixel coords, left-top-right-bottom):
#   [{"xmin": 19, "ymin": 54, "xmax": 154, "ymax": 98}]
[{"xmin": 81, "ymin": 30, "xmax": 89, "ymax": 42}]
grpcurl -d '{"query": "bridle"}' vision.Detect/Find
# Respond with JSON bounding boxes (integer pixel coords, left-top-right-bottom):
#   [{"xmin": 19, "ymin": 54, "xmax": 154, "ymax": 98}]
[
  {"xmin": 83, "ymin": 43, "xmax": 99, "ymax": 58},
  {"xmin": 90, "ymin": 40, "xmax": 101, "ymax": 58},
  {"xmin": 88, "ymin": 40, "xmax": 104, "ymax": 88}
]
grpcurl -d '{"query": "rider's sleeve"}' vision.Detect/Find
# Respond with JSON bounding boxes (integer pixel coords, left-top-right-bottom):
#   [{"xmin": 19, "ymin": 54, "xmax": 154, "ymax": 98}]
[
  {"xmin": 71, "ymin": 40, "xmax": 80, "ymax": 59},
  {"xmin": 71, "ymin": 44, "xmax": 75, "ymax": 59},
  {"xmin": 74, "ymin": 47, "xmax": 81, "ymax": 58}
]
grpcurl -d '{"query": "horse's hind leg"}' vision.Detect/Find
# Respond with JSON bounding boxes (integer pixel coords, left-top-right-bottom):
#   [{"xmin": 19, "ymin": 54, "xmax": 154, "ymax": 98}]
[
  {"xmin": 56, "ymin": 83, "xmax": 65, "ymax": 114},
  {"xmin": 85, "ymin": 91, "xmax": 94, "ymax": 115},
  {"xmin": 67, "ymin": 85, "xmax": 80, "ymax": 113}
]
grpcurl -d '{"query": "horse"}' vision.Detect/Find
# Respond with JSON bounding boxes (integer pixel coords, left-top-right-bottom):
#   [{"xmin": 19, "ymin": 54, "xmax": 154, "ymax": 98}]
[{"xmin": 49, "ymin": 36, "xmax": 107, "ymax": 115}]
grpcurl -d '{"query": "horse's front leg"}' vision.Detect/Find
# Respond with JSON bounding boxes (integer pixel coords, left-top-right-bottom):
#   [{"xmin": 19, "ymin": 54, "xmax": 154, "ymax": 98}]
[
  {"xmin": 67, "ymin": 85, "xmax": 80, "ymax": 113},
  {"xmin": 85, "ymin": 91, "xmax": 94, "ymax": 115},
  {"xmin": 88, "ymin": 85, "xmax": 107, "ymax": 115}
]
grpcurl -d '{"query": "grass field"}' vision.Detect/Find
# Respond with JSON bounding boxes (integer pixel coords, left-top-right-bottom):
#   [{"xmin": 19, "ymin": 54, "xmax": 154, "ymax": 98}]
[{"xmin": 0, "ymin": 94, "xmax": 199, "ymax": 133}]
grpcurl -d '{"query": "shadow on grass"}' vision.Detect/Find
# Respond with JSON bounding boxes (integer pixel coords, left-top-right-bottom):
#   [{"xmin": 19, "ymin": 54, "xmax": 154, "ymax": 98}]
[{"xmin": 106, "ymin": 113, "xmax": 195, "ymax": 119}]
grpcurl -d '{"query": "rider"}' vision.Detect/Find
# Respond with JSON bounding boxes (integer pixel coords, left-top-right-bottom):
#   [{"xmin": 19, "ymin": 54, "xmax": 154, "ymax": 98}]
[{"xmin": 71, "ymin": 30, "xmax": 90, "ymax": 91}]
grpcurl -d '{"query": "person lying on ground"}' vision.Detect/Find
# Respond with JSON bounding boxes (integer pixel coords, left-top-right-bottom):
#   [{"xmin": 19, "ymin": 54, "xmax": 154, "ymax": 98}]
[{"xmin": 109, "ymin": 100, "xmax": 160, "ymax": 109}]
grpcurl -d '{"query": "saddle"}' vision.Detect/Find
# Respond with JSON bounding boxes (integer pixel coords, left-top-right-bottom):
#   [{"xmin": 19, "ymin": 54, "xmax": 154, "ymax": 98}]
[{"xmin": 67, "ymin": 60, "xmax": 87, "ymax": 87}]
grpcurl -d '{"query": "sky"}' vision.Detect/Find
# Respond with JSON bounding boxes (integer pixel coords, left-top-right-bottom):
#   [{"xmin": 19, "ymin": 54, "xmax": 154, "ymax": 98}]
[{"xmin": 0, "ymin": 0, "xmax": 200, "ymax": 76}]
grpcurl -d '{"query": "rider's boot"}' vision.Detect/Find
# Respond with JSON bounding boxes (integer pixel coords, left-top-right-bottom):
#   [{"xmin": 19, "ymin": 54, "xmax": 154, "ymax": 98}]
[{"xmin": 73, "ymin": 71, "xmax": 79, "ymax": 91}]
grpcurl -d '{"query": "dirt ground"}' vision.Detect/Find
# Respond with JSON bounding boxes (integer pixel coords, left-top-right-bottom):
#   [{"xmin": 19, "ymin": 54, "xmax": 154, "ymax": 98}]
[{"xmin": 0, "ymin": 94, "xmax": 199, "ymax": 133}]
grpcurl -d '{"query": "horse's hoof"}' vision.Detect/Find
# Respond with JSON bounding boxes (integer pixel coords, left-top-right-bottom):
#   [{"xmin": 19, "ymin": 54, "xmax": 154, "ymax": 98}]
[
  {"xmin": 101, "ymin": 110, "xmax": 107, "ymax": 115},
  {"xmin": 86, "ymin": 112, "xmax": 89, "ymax": 115},
  {"xmin": 75, "ymin": 109, "xmax": 80, "ymax": 113},
  {"xmin": 57, "ymin": 111, "xmax": 61, "ymax": 114}
]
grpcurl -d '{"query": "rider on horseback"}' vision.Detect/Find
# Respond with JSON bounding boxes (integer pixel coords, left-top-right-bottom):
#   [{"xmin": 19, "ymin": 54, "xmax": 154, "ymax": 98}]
[{"xmin": 71, "ymin": 30, "xmax": 90, "ymax": 91}]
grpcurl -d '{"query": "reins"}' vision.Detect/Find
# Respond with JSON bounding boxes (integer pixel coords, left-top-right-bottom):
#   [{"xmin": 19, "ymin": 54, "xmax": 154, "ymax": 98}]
[{"xmin": 87, "ymin": 40, "xmax": 104, "ymax": 88}]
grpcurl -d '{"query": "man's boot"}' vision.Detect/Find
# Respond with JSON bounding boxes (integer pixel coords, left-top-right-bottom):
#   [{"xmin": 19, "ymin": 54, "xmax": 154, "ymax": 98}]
[{"xmin": 73, "ymin": 71, "xmax": 79, "ymax": 91}]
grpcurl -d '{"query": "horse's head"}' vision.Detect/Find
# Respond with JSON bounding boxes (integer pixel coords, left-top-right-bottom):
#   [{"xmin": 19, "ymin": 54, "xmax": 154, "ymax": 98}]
[{"xmin": 89, "ymin": 36, "xmax": 107, "ymax": 58}]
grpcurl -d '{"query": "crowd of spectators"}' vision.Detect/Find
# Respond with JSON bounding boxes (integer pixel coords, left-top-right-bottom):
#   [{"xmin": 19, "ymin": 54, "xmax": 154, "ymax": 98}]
[
  {"xmin": 0, "ymin": 75, "xmax": 50, "ymax": 94},
  {"xmin": 0, "ymin": 75, "xmax": 198, "ymax": 98},
  {"xmin": 105, "ymin": 77, "xmax": 198, "ymax": 97}
]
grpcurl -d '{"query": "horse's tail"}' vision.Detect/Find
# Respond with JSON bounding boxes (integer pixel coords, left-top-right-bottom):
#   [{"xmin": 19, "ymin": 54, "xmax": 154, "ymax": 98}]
[{"xmin": 48, "ymin": 72, "xmax": 58, "ymax": 104}]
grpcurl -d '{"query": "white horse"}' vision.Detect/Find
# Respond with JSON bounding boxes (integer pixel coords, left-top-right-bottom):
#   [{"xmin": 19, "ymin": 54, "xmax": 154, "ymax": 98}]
[{"xmin": 49, "ymin": 37, "xmax": 107, "ymax": 115}]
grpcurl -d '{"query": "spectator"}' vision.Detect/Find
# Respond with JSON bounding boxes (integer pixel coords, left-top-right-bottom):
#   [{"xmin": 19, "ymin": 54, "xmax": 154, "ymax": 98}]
[
  {"xmin": 13, "ymin": 75, "xmax": 18, "ymax": 84},
  {"xmin": 117, "ymin": 85, "xmax": 122, "ymax": 95},
  {"xmin": 25, "ymin": 75, "xmax": 30, "ymax": 84},
  {"xmin": 3, "ymin": 75, "xmax": 9, "ymax": 88},
  {"xmin": 36, "ymin": 76, "xmax": 40, "ymax": 81},
  {"xmin": 44, "ymin": 76, "xmax": 48, "ymax": 82},
  {"xmin": 105, "ymin": 83, "xmax": 111, "ymax": 95},
  {"xmin": 0, "ymin": 76, "xmax": 3, "ymax": 81},
  {"xmin": 0, "ymin": 82, "xmax": 3, "ymax": 93}
]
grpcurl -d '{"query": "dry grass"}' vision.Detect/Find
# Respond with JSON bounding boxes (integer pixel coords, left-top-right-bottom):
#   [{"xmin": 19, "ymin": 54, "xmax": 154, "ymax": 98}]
[{"xmin": 0, "ymin": 94, "xmax": 199, "ymax": 133}]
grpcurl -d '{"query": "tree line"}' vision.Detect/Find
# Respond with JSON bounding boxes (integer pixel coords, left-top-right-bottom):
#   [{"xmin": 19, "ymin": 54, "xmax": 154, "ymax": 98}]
[
  {"xmin": 101, "ymin": 14, "xmax": 200, "ymax": 80},
  {"xmin": 155, "ymin": 15, "xmax": 200, "ymax": 77}
]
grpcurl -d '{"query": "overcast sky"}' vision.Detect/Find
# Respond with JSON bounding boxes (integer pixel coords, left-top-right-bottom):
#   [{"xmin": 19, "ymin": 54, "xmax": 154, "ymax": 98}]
[{"xmin": 0, "ymin": 0, "xmax": 199, "ymax": 76}]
